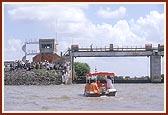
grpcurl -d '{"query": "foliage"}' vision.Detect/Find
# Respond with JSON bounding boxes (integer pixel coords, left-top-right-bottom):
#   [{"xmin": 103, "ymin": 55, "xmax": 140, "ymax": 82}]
[
  {"xmin": 97, "ymin": 76, "xmax": 105, "ymax": 80},
  {"xmin": 74, "ymin": 62, "xmax": 90, "ymax": 77}
]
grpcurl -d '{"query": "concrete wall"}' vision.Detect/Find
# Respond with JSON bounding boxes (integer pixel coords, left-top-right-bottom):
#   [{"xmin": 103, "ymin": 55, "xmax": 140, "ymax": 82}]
[{"xmin": 33, "ymin": 53, "xmax": 60, "ymax": 63}]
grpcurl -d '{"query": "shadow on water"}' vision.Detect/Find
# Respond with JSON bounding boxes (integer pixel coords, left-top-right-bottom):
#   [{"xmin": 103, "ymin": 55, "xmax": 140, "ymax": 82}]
[
  {"xmin": 42, "ymin": 106, "xmax": 50, "ymax": 111},
  {"xmin": 61, "ymin": 95, "xmax": 71, "ymax": 100},
  {"xmin": 77, "ymin": 94, "xmax": 85, "ymax": 97},
  {"xmin": 77, "ymin": 93, "xmax": 116, "ymax": 98}
]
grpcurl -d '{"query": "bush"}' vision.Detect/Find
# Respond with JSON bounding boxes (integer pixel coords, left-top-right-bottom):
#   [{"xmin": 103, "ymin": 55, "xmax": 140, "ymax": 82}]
[{"xmin": 74, "ymin": 62, "xmax": 90, "ymax": 77}]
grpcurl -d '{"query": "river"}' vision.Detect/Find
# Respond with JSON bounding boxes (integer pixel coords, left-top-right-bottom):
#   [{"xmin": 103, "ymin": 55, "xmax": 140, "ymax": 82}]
[{"xmin": 3, "ymin": 83, "xmax": 165, "ymax": 112}]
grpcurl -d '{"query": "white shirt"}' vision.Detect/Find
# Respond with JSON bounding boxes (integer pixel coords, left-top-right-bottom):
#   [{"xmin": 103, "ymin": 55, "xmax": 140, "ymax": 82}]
[{"xmin": 106, "ymin": 78, "xmax": 113, "ymax": 89}]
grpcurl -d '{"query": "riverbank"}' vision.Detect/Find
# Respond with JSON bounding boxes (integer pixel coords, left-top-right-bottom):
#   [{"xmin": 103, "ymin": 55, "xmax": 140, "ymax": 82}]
[
  {"xmin": 75, "ymin": 77, "xmax": 164, "ymax": 84},
  {"xmin": 4, "ymin": 69, "xmax": 63, "ymax": 85},
  {"xmin": 4, "ymin": 69, "xmax": 164, "ymax": 85}
]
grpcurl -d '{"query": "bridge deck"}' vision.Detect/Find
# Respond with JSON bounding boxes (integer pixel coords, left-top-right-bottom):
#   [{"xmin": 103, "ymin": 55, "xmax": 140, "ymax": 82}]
[{"xmin": 69, "ymin": 47, "xmax": 164, "ymax": 57}]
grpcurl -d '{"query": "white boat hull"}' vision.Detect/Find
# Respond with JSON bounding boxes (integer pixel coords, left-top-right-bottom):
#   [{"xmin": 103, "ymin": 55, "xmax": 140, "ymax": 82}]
[{"xmin": 84, "ymin": 89, "xmax": 117, "ymax": 97}]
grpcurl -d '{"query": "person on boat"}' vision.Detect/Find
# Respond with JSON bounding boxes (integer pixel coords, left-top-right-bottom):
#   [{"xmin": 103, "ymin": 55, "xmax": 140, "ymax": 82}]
[
  {"xmin": 89, "ymin": 79, "xmax": 100, "ymax": 94},
  {"xmin": 106, "ymin": 76, "xmax": 113, "ymax": 89},
  {"xmin": 97, "ymin": 80, "xmax": 106, "ymax": 94},
  {"xmin": 97, "ymin": 80, "xmax": 101, "ymax": 89},
  {"xmin": 85, "ymin": 80, "xmax": 91, "ymax": 93}
]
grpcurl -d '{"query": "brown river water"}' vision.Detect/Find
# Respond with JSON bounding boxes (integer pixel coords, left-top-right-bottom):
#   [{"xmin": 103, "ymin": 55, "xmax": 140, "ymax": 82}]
[{"xmin": 4, "ymin": 83, "xmax": 165, "ymax": 112}]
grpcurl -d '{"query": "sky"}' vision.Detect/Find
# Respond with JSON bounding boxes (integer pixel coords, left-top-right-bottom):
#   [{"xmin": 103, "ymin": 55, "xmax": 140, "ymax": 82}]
[{"xmin": 3, "ymin": 2, "xmax": 165, "ymax": 77}]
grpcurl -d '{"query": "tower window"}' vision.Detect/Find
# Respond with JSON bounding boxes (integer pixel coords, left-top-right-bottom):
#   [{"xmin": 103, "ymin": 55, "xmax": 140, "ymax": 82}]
[{"xmin": 42, "ymin": 44, "xmax": 52, "ymax": 49}]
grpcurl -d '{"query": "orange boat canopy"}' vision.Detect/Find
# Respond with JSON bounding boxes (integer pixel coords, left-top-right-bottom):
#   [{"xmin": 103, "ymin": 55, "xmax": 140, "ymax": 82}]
[{"xmin": 86, "ymin": 72, "xmax": 115, "ymax": 77}]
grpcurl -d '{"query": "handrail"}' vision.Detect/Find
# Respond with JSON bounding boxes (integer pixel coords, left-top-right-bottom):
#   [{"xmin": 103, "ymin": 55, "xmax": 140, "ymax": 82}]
[{"xmin": 70, "ymin": 46, "xmax": 161, "ymax": 52}]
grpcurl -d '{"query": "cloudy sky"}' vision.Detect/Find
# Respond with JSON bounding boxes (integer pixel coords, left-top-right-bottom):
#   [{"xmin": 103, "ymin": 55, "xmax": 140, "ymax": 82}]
[{"xmin": 3, "ymin": 3, "xmax": 165, "ymax": 77}]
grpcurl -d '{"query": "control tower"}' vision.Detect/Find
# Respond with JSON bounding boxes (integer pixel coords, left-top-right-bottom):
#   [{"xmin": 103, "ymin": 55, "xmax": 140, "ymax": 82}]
[{"xmin": 39, "ymin": 39, "xmax": 58, "ymax": 62}]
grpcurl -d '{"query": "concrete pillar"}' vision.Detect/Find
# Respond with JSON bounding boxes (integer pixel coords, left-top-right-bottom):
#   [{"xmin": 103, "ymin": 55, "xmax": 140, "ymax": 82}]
[
  {"xmin": 71, "ymin": 56, "xmax": 74, "ymax": 82},
  {"xmin": 150, "ymin": 55, "xmax": 161, "ymax": 83},
  {"xmin": 64, "ymin": 56, "xmax": 72, "ymax": 85}
]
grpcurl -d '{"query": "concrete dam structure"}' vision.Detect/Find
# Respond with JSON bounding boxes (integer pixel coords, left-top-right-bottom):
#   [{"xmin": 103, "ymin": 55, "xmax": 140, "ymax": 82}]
[
  {"xmin": 67, "ymin": 44, "xmax": 164, "ymax": 83},
  {"xmin": 21, "ymin": 39, "xmax": 164, "ymax": 84}
]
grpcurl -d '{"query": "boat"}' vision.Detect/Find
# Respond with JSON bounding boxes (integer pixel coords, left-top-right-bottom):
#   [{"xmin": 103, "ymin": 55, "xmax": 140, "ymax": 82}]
[{"xmin": 84, "ymin": 72, "xmax": 117, "ymax": 97}]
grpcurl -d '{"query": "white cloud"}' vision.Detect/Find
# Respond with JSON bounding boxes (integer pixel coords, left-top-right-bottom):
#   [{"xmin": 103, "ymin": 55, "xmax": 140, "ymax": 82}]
[
  {"xmin": 7, "ymin": 5, "xmax": 163, "ymax": 47},
  {"xmin": 97, "ymin": 6, "xmax": 126, "ymax": 19},
  {"xmin": 4, "ymin": 38, "xmax": 24, "ymax": 61},
  {"xmin": 129, "ymin": 11, "xmax": 164, "ymax": 44},
  {"xmin": 5, "ymin": 38, "xmax": 23, "ymax": 52},
  {"xmin": 7, "ymin": 4, "xmax": 91, "ymax": 40},
  {"xmin": 8, "ymin": 4, "xmax": 88, "ymax": 23}
]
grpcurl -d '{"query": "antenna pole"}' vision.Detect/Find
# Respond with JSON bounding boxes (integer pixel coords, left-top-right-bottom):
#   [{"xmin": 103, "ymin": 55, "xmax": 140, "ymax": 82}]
[{"xmin": 55, "ymin": 18, "xmax": 58, "ymax": 40}]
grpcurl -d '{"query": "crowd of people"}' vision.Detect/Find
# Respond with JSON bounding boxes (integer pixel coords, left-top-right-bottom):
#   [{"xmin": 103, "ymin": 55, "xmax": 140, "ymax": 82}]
[
  {"xmin": 4, "ymin": 59, "xmax": 71, "ymax": 84},
  {"xmin": 5, "ymin": 59, "xmax": 70, "ymax": 71}
]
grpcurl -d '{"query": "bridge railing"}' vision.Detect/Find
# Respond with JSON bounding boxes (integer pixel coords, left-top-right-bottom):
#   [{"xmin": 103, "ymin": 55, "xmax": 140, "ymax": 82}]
[
  {"xmin": 73, "ymin": 47, "xmax": 147, "ymax": 52},
  {"xmin": 70, "ymin": 45, "xmax": 162, "ymax": 52}
]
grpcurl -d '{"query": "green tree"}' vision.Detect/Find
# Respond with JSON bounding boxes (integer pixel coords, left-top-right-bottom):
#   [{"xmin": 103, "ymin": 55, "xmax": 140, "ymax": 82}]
[{"xmin": 74, "ymin": 62, "xmax": 90, "ymax": 76}]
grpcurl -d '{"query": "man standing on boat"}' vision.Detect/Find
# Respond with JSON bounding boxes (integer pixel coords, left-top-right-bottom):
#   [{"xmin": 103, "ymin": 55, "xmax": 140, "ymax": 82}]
[{"xmin": 106, "ymin": 76, "xmax": 113, "ymax": 89}]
